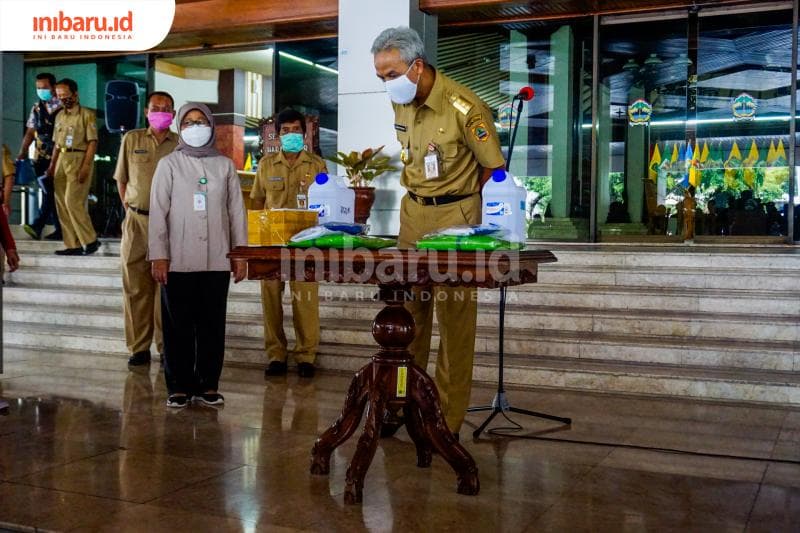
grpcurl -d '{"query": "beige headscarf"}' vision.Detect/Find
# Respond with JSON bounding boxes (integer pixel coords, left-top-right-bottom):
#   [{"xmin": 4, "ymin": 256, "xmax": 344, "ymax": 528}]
[{"xmin": 174, "ymin": 102, "xmax": 221, "ymax": 158}]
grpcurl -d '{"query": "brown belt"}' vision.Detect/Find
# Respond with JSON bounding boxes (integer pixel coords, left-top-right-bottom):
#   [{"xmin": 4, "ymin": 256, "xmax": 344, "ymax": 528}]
[
  {"xmin": 129, "ymin": 206, "xmax": 149, "ymax": 216},
  {"xmin": 407, "ymin": 191, "xmax": 475, "ymax": 207},
  {"xmin": 60, "ymin": 147, "xmax": 86, "ymax": 153}
]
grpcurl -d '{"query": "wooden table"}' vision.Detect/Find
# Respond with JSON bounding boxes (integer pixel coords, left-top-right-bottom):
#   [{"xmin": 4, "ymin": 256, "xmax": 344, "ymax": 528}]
[{"xmin": 229, "ymin": 247, "xmax": 557, "ymax": 503}]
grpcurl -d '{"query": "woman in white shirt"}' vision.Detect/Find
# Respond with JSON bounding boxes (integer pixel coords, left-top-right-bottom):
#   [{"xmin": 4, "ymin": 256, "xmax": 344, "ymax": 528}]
[{"xmin": 149, "ymin": 102, "xmax": 247, "ymax": 408}]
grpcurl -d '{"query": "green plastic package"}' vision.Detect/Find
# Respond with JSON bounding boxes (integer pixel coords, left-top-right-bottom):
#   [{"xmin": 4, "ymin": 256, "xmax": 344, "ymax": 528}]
[
  {"xmin": 415, "ymin": 234, "xmax": 524, "ymax": 251},
  {"xmin": 288, "ymin": 233, "xmax": 396, "ymax": 249}
]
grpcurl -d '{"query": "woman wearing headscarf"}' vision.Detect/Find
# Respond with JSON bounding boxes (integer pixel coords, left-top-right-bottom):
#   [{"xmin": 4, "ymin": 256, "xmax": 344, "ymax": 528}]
[{"xmin": 149, "ymin": 102, "xmax": 247, "ymax": 408}]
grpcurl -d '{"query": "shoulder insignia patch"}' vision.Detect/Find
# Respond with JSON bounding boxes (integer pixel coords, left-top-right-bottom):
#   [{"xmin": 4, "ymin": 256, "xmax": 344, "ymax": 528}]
[
  {"xmin": 448, "ymin": 93, "xmax": 473, "ymax": 116},
  {"xmin": 471, "ymin": 122, "xmax": 490, "ymax": 142}
]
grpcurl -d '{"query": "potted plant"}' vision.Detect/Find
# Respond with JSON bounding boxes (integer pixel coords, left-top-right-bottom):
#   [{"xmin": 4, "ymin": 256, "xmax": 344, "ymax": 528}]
[{"xmin": 327, "ymin": 146, "xmax": 397, "ymax": 224}]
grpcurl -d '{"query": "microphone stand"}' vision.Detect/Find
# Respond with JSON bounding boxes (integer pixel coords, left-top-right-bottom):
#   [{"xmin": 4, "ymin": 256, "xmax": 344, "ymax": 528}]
[{"xmin": 467, "ymin": 93, "xmax": 572, "ymax": 439}]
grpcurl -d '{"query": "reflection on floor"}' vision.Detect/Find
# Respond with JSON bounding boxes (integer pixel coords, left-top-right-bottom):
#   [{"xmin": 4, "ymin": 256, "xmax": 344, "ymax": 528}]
[{"xmin": 0, "ymin": 353, "xmax": 798, "ymax": 532}]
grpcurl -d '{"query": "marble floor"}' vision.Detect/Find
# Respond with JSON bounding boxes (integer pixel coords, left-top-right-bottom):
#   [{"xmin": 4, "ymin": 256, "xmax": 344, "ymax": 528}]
[{"xmin": 0, "ymin": 351, "xmax": 798, "ymax": 532}]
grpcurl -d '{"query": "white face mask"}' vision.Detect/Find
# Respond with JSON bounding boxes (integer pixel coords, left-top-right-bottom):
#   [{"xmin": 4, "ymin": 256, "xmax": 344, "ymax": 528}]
[
  {"xmin": 181, "ymin": 124, "xmax": 212, "ymax": 147},
  {"xmin": 384, "ymin": 61, "xmax": 419, "ymax": 104}
]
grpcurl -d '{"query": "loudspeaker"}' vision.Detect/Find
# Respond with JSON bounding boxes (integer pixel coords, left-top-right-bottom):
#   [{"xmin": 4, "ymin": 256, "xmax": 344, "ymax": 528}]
[{"xmin": 105, "ymin": 80, "xmax": 140, "ymax": 133}]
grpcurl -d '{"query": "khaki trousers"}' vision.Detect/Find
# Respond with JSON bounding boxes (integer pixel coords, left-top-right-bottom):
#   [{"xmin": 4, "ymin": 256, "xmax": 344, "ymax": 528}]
[
  {"xmin": 398, "ymin": 193, "xmax": 481, "ymax": 433},
  {"xmin": 260, "ymin": 280, "xmax": 319, "ymax": 364},
  {"xmin": 121, "ymin": 211, "xmax": 163, "ymax": 355},
  {"xmin": 54, "ymin": 152, "xmax": 96, "ymax": 248}
]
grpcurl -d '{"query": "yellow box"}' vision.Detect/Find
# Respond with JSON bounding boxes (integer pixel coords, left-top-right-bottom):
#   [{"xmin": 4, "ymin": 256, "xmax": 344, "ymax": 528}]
[{"xmin": 247, "ymin": 208, "xmax": 318, "ymax": 246}]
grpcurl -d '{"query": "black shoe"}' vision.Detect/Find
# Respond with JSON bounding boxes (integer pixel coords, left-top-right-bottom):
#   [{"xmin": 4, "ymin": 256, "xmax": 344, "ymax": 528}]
[
  {"xmin": 128, "ymin": 351, "xmax": 151, "ymax": 366},
  {"xmin": 297, "ymin": 362, "xmax": 316, "ymax": 378},
  {"xmin": 195, "ymin": 392, "xmax": 225, "ymax": 406},
  {"xmin": 44, "ymin": 232, "xmax": 62, "ymax": 241},
  {"xmin": 380, "ymin": 410, "xmax": 405, "ymax": 438},
  {"xmin": 23, "ymin": 224, "xmax": 41, "ymax": 240},
  {"xmin": 264, "ymin": 361, "xmax": 287, "ymax": 376},
  {"xmin": 55, "ymin": 247, "xmax": 82, "ymax": 256},
  {"xmin": 83, "ymin": 240, "xmax": 101, "ymax": 255},
  {"xmin": 166, "ymin": 394, "xmax": 188, "ymax": 408}
]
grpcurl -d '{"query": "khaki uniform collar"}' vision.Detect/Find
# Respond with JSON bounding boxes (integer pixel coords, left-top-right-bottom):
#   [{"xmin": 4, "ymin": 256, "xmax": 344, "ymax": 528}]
[
  {"xmin": 276, "ymin": 149, "xmax": 311, "ymax": 167},
  {"xmin": 63, "ymin": 103, "xmax": 81, "ymax": 115},
  {"xmin": 419, "ymin": 68, "xmax": 444, "ymax": 113},
  {"xmin": 146, "ymin": 128, "xmax": 178, "ymax": 144}
]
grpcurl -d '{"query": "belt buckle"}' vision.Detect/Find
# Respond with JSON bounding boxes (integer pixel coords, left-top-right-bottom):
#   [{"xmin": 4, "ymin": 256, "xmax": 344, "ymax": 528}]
[
  {"xmin": 430, "ymin": 196, "xmax": 439, "ymax": 206},
  {"xmin": 414, "ymin": 193, "xmax": 424, "ymax": 206}
]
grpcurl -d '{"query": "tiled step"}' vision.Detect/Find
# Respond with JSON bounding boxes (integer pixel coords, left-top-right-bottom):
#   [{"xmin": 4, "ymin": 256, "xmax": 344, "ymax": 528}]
[
  {"xmin": 6, "ymin": 298, "xmax": 798, "ymax": 344},
  {"xmin": 5, "ymin": 307, "xmax": 797, "ymax": 372},
  {"xmin": 4, "ymin": 339, "xmax": 799, "ymax": 407},
  {"xmin": 536, "ymin": 264, "xmax": 800, "ymax": 291}
]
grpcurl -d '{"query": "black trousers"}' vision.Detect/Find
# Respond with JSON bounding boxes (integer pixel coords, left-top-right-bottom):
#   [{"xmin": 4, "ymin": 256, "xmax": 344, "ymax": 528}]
[
  {"xmin": 161, "ymin": 271, "xmax": 230, "ymax": 395},
  {"xmin": 31, "ymin": 157, "xmax": 62, "ymax": 234}
]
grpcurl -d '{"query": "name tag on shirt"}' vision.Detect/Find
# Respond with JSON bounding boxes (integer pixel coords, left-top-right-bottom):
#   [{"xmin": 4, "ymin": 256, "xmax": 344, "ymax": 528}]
[
  {"xmin": 193, "ymin": 192, "xmax": 207, "ymax": 211},
  {"xmin": 424, "ymin": 153, "xmax": 440, "ymax": 179}
]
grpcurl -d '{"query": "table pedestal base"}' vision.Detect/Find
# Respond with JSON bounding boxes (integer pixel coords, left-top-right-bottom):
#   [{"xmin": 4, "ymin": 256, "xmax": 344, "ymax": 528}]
[{"xmin": 310, "ymin": 287, "xmax": 479, "ymax": 504}]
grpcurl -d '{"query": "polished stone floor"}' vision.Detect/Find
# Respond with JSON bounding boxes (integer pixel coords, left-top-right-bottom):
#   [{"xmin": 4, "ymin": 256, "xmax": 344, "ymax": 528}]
[{"xmin": 0, "ymin": 352, "xmax": 798, "ymax": 532}]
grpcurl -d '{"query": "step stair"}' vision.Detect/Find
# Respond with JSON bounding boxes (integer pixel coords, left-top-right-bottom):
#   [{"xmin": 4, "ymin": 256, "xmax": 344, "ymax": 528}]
[{"xmin": 4, "ymin": 234, "xmax": 800, "ymax": 406}]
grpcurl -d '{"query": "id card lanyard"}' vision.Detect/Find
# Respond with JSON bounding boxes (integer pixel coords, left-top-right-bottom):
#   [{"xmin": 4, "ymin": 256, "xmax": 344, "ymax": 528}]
[{"xmin": 194, "ymin": 162, "xmax": 208, "ymax": 212}]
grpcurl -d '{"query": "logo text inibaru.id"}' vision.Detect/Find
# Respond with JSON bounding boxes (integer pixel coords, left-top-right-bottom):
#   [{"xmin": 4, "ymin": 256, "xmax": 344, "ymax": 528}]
[{"xmin": 33, "ymin": 11, "xmax": 133, "ymax": 32}]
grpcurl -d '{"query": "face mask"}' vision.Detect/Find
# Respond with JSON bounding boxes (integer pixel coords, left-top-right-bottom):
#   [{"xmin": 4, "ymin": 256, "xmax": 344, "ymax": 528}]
[
  {"xmin": 181, "ymin": 124, "xmax": 212, "ymax": 147},
  {"xmin": 148, "ymin": 111, "xmax": 173, "ymax": 131},
  {"xmin": 60, "ymin": 97, "xmax": 75, "ymax": 109},
  {"xmin": 280, "ymin": 132, "xmax": 305, "ymax": 153},
  {"xmin": 384, "ymin": 61, "xmax": 419, "ymax": 104},
  {"xmin": 37, "ymin": 89, "xmax": 52, "ymax": 101}
]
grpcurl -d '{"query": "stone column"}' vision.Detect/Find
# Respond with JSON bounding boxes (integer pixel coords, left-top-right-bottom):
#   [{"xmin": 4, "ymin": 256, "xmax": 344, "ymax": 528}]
[
  {"xmin": 337, "ymin": 0, "xmax": 436, "ymax": 235},
  {"xmin": 508, "ymin": 30, "xmax": 529, "ymax": 177},
  {"xmin": 625, "ymin": 84, "xmax": 645, "ymax": 224},
  {"xmin": 549, "ymin": 25, "xmax": 574, "ymax": 220}
]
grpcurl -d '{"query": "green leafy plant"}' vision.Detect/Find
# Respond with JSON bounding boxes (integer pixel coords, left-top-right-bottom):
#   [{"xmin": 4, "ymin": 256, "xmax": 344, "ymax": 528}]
[{"xmin": 326, "ymin": 146, "xmax": 397, "ymax": 187}]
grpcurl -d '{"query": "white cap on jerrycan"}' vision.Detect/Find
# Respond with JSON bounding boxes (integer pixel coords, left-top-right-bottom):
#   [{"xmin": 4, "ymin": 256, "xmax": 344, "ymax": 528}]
[
  {"xmin": 481, "ymin": 169, "xmax": 527, "ymax": 242},
  {"xmin": 308, "ymin": 173, "xmax": 355, "ymax": 224}
]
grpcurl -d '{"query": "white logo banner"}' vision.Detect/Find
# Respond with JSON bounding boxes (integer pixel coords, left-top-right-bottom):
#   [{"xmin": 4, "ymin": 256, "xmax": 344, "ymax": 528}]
[{"xmin": 0, "ymin": 0, "xmax": 175, "ymax": 51}]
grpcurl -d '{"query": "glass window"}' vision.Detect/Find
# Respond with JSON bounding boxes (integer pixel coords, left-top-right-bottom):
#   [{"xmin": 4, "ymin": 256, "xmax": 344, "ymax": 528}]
[
  {"xmin": 598, "ymin": 16, "xmax": 688, "ymax": 240},
  {"xmin": 439, "ymin": 19, "xmax": 594, "ymax": 241},
  {"xmin": 695, "ymin": 9, "xmax": 793, "ymax": 238}
]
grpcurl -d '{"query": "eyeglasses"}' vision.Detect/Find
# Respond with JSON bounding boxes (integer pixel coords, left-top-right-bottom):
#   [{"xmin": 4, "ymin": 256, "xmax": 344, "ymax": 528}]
[{"xmin": 181, "ymin": 120, "xmax": 209, "ymax": 127}]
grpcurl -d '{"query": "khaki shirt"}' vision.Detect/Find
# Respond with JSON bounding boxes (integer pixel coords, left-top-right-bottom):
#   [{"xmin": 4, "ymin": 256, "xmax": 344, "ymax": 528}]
[
  {"xmin": 149, "ymin": 151, "xmax": 248, "ymax": 272},
  {"xmin": 113, "ymin": 128, "xmax": 178, "ymax": 210},
  {"xmin": 2, "ymin": 145, "xmax": 13, "ymax": 178},
  {"xmin": 53, "ymin": 105, "xmax": 98, "ymax": 151},
  {"xmin": 251, "ymin": 150, "xmax": 327, "ymax": 209},
  {"xmin": 393, "ymin": 70, "xmax": 504, "ymax": 197}
]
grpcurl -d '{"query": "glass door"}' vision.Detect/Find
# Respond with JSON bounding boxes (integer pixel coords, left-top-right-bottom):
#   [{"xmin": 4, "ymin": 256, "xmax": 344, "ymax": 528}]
[
  {"xmin": 597, "ymin": 14, "xmax": 689, "ymax": 241},
  {"xmin": 694, "ymin": 7, "xmax": 793, "ymax": 241}
]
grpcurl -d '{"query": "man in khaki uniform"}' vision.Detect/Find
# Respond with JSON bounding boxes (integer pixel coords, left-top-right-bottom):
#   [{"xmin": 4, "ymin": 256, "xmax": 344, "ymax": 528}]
[
  {"xmin": 251, "ymin": 108, "xmax": 325, "ymax": 378},
  {"xmin": 373, "ymin": 27, "xmax": 505, "ymax": 437},
  {"xmin": 114, "ymin": 91, "xmax": 178, "ymax": 367},
  {"xmin": 48, "ymin": 78, "xmax": 100, "ymax": 256}
]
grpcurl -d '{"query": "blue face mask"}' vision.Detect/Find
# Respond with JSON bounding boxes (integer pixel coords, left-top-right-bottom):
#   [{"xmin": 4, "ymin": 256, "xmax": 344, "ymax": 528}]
[
  {"xmin": 37, "ymin": 89, "xmax": 52, "ymax": 101},
  {"xmin": 280, "ymin": 132, "xmax": 305, "ymax": 153}
]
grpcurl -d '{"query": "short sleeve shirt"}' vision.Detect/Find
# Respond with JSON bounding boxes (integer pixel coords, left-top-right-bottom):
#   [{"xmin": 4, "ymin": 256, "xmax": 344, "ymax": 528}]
[
  {"xmin": 392, "ymin": 70, "xmax": 505, "ymax": 197},
  {"xmin": 53, "ymin": 105, "xmax": 98, "ymax": 151},
  {"xmin": 113, "ymin": 128, "xmax": 179, "ymax": 210},
  {"xmin": 250, "ymin": 150, "xmax": 327, "ymax": 209},
  {"xmin": 26, "ymin": 97, "xmax": 62, "ymax": 128}
]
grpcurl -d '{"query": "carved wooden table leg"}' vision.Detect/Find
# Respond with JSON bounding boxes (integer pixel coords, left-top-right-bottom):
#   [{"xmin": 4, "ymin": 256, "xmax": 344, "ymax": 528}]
[
  {"xmin": 408, "ymin": 365, "xmax": 480, "ymax": 495},
  {"xmin": 311, "ymin": 284, "xmax": 480, "ymax": 503},
  {"xmin": 310, "ymin": 365, "xmax": 371, "ymax": 475}
]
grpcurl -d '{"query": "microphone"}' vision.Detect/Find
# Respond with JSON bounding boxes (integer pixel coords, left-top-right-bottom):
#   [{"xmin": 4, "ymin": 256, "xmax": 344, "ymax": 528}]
[{"xmin": 514, "ymin": 86, "xmax": 535, "ymax": 101}]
